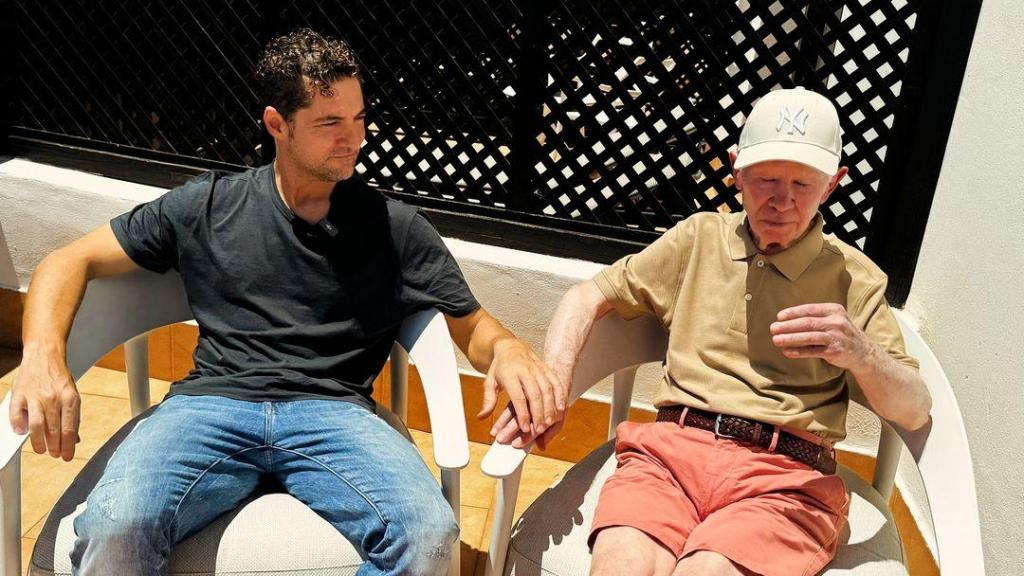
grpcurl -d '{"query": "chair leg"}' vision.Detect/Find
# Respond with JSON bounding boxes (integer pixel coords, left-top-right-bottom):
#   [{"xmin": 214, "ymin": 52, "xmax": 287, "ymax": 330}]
[
  {"xmin": 609, "ymin": 367, "xmax": 638, "ymax": 440},
  {"xmin": 485, "ymin": 467, "xmax": 522, "ymax": 576},
  {"xmin": 0, "ymin": 457, "xmax": 21, "ymax": 576},
  {"xmin": 441, "ymin": 469, "xmax": 460, "ymax": 576},
  {"xmin": 124, "ymin": 334, "xmax": 151, "ymax": 417},
  {"xmin": 390, "ymin": 345, "xmax": 409, "ymax": 423},
  {"xmin": 873, "ymin": 422, "xmax": 902, "ymax": 501}
]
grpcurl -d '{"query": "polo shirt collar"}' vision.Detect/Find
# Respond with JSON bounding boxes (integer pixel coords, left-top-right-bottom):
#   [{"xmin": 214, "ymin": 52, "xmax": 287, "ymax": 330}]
[
  {"xmin": 767, "ymin": 214, "xmax": 824, "ymax": 281},
  {"xmin": 728, "ymin": 213, "xmax": 758, "ymax": 261},
  {"xmin": 729, "ymin": 212, "xmax": 825, "ymax": 281}
]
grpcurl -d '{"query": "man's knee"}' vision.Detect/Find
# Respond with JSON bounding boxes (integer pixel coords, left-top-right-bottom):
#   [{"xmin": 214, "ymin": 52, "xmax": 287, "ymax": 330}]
[
  {"xmin": 72, "ymin": 503, "xmax": 170, "ymax": 574},
  {"xmin": 74, "ymin": 478, "xmax": 177, "ymax": 553},
  {"xmin": 397, "ymin": 502, "xmax": 459, "ymax": 576},
  {"xmin": 76, "ymin": 505, "xmax": 166, "ymax": 544},
  {"xmin": 590, "ymin": 527, "xmax": 674, "ymax": 576}
]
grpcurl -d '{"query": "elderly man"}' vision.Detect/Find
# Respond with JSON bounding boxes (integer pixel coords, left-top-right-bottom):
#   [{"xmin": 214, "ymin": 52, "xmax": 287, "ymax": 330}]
[
  {"xmin": 10, "ymin": 29, "xmax": 561, "ymax": 576},
  {"xmin": 493, "ymin": 87, "xmax": 931, "ymax": 576}
]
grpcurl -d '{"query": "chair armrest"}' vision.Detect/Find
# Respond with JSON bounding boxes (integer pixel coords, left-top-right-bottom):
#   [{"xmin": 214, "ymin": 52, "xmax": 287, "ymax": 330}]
[
  {"xmin": 481, "ymin": 440, "xmax": 531, "ymax": 478},
  {"xmin": 397, "ymin": 309, "xmax": 470, "ymax": 470},
  {"xmin": 0, "ymin": 395, "xmax": 28, "ymax": 470}
]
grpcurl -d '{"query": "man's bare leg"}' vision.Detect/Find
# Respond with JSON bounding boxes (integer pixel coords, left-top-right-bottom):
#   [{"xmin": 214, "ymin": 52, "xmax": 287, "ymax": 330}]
[
  {"xmin": 590, "ymin": 526, "xmax": 677, "ymax": 576},
  {"xmin": 672, "ymin": 550, "xmax": 756, "ymax": 576}
]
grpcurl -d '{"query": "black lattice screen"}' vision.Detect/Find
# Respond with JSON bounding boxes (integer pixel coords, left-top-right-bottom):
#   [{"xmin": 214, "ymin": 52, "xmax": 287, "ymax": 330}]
[{"xmin": 13, "ymin": 0, "xmax": 921, "ymax": 248}]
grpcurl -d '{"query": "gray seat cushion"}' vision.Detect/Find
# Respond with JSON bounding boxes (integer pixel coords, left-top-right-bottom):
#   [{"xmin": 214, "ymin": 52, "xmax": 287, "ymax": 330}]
[
  {"xmin": 505, "ymin": 441, "xmax": 907, "ymax": 576},
  {"xmin": 31, "ymin": 402, "xmax": 412, "ymax": 576}
]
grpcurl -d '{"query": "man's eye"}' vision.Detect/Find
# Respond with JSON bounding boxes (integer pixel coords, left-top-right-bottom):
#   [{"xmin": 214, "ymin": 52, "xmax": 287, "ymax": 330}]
[
  {"xmin": 760, "ymin": 178, "xmax": 776, "ymax": 183},
  {"xmin": 795, "ymin": 181, "xmax": 808, "ymax": 187}
]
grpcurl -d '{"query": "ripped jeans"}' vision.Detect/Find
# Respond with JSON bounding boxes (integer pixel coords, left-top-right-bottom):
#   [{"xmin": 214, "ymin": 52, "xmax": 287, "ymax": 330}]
[{"xmin": 71, "ymin": 395, "xmax": 457, "ymax": 576}]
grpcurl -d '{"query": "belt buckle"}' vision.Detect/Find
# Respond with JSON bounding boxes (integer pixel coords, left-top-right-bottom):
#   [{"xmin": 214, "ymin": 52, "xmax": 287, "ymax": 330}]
[{"xmin": 713, "ymin": 414, "xmax": 740, "ymax": 441}]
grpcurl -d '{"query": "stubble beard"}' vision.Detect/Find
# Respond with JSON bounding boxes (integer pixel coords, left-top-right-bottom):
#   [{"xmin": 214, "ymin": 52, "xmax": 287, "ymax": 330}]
[{"xmin": 288, "ymin": 146, "xmax": 355, "ymax": 183}]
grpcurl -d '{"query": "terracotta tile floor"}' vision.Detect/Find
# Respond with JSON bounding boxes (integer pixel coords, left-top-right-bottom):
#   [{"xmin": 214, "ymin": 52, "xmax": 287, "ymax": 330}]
[{"xmin": 0, "ymin": 347, "xmax": 573, "ymax": 575}]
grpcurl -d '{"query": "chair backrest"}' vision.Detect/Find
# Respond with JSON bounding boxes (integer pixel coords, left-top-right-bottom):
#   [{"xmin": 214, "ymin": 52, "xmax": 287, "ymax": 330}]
[
  {"xmin": 567, "ymin": 313, "xmax": 667, "ymax": 404},
  {"xmin": 571, "ymin": 311, "xmax": 984, "ymax": 574},
  {"xmin": 66, "ymin": 270, "xmax": 193, "ymax": 381},
  {"xmin": 889, "ymin": 311, "xmax": 985, "ymax": 574}
]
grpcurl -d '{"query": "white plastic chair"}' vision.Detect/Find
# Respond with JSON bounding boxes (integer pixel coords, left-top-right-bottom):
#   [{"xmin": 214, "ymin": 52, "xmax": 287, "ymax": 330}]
[
  {"xmin": 481, "ymin": 310, "xmax": 984, "ymax": 575},
  {"xmin": 0, "ymin": 269, "xmax": 470, "ymax": 576}
]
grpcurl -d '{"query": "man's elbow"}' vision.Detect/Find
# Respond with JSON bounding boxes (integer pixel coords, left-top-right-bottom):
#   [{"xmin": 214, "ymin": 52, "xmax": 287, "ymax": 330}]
[
  {"xmin": 34, "ymin": 248, "xmax": 81, "ymax": 280},
  {"xmin": 568, "ymin": 280, "xmax": 612, "ymax": 318},
  {"xmin": 898, "ymin": 391, "xmax": 932, "ymax": 431}
]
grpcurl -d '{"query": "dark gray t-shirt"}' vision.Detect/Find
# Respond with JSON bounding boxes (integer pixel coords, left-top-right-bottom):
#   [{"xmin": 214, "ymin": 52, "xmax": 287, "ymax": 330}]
[{"xmin": 110, "ymin": 163, "xmax": 479, "ymax": 408}]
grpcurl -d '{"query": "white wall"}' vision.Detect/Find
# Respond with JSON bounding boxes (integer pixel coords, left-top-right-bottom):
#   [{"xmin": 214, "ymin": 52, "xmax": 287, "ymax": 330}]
[
  {"xmin": 0, "ymin": 159, "xmax": 167, "ymax": 290},
  {"xmin": 903, "ymin": 0, "xmax": 1024, "ymax": 573}
]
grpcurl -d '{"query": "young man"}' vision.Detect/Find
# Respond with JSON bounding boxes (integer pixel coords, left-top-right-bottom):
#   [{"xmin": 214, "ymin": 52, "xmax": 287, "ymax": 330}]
[
  {"xmin": 9, "ymin": 29, "xmax": 562, "ymax": 576},
  {"xmin": 495, "ymin": 87, "xmax": 931, "ymax": 575}
]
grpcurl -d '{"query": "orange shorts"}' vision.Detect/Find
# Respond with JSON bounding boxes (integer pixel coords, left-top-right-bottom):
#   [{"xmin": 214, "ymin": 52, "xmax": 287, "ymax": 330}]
[{"xmin": 590, "ymin": 418, "xmax": 849, "ymax": 576}]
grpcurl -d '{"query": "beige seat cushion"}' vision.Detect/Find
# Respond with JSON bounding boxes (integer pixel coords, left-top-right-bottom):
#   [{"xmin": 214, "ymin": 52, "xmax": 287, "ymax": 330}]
[
  {"xmin": 505, "ymin": 441, "xmax": 906, "ymax": 576},
  {"xmin": 47, "ymin": 494, "xmax": 363, "ymax": 576}
]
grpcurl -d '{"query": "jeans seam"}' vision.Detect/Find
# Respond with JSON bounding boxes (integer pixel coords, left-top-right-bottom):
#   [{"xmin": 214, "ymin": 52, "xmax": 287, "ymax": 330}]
[
  {"xmin": 167, "ymin": 445, "xmax": 267, "ymax": 541},
  {"xmin": 264, "ymin": 402, "xmax": 274, "ymax": 469},
  {"xmin": 268, "ymin": 446, "xmax": 391, "ymax": 528}
]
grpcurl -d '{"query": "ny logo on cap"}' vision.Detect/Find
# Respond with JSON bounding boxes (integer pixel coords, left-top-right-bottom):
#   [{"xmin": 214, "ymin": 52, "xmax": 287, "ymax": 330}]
[{"xmin": 777, "ymin": 106, "xmax": 809, "ymax": 135}]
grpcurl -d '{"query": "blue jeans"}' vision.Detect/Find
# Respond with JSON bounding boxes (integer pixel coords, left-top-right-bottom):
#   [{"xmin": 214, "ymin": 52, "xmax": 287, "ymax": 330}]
[{"xmin": 70, "ymin": 395, "xmax": 457, "ymax": 576}]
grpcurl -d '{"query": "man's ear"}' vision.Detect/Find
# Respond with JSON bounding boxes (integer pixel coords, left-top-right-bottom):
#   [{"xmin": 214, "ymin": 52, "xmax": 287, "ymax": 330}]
[
  {"xmin": 820, "ymin": 166, "xmax": 849, "ymax": 204},
  {"xmin": 263, "ymin": 106, "xmax": 289, "ymax": 140},
  {"xmin": 729, "ymin": 151, "xmax": 741, "ymax": 189}
]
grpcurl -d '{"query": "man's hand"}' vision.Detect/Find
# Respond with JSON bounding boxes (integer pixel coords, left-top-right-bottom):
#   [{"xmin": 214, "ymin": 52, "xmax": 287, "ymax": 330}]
[
  {"xmin": 491, "ymin": 404, "xmax": 564, "ymax": 450},
  {"xmin": 8, "ymin": 347, "xmax": 81, "ymax": 461},
  {"xmin": 478, "ymin": 338, "xmax": 566, "ymax": 445},
  {"xmin": 771, "ymin": 302, "xmax": 931, "ymax": 430},
  {"xmin": 770, "ymin": 303, "xmax": 875, "ymax": 370},
  {"xmin": 489, "ymin": 356, "xmax": 571, "ymax": 450},
  {"xmin": 490, "ymin": 280, "xmax": 613, "ymax": 450}
]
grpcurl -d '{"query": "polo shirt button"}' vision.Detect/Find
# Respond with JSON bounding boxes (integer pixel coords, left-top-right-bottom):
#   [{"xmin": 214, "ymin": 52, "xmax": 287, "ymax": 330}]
[
  {"xmin": 756, "ymin": 259, "xmax": 765, "ymax": 268},
  {"xmin": 744, "ymin": 293, "xmax": 753, "ymax": 301}
]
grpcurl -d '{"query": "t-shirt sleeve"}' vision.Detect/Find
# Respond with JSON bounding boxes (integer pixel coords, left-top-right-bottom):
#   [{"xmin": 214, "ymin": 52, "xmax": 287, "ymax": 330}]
[
  {"xmin": 592, "ymin": 217, "xmax": 695, "ymax": 325},
  {"xmin": 399, "ymin": 211, "xmax": 481, "ymax": 317},
  {"xmin": 845, "ymin": 276, "xmax": 920, "ymax": 388},
  {"xmin": 109, "ymin": 176, "xmax": 206, "ymax": 273}
]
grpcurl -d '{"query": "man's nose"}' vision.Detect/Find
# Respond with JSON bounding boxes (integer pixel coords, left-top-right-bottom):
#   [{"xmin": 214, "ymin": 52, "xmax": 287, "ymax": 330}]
[
  {"xmin": 336, "ymin": 122, "xmax": 359, "ymax": 149},
  {"xmin": 770, "ymin": 183, "xmax": 794, "ymax": 206},
  {"xmin": 768, "ymin": 188, "xmax": 795, "ymax": 210}
]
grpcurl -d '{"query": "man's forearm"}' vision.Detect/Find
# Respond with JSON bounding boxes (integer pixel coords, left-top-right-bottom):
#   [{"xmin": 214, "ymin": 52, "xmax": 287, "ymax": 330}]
[
  {"xmin": 849, "ymin": 345, "xmax": 931, "ymax": 430},
  {"xmin": 22, "ymin": 250, "xmax": 91, "ymax": 358},
  {"xmin": 543, "ymin": 281, "xmax": 613, "ymax": 387}
]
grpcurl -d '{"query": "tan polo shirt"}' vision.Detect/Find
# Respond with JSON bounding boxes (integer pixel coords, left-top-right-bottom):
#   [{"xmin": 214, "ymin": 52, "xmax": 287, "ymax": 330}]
[{"xmin": 593, "ymin": 211, "xmax": 918, "ymax": 442}]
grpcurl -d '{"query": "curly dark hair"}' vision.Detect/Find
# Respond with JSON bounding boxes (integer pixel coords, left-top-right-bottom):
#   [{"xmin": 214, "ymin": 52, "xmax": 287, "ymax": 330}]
[{"xmin": 255, "ymin": 28, "xmax": 361, "ymax": 120}]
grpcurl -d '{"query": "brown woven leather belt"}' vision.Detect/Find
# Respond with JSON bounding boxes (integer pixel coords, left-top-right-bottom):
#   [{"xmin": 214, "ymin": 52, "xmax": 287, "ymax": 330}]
[{"xmin": 656, "ymin": 406, "xmax": 837, "ymax": 475}]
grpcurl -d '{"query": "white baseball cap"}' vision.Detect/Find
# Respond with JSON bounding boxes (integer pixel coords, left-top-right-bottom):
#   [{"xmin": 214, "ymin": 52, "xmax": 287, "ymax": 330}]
[{"xmin": 734, "ymin": 87, "xmax": 842, "ymax": 175}]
